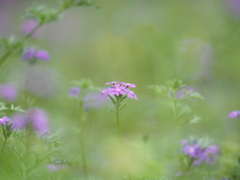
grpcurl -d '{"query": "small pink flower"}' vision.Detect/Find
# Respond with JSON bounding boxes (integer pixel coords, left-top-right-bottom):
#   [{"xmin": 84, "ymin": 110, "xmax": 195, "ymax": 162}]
[
  {"xmin": 102, "ymin": 81, "xmax": 138, "ymax": 100},
  {"xmin": 127, "ymin": 91, "xmax": 138, "ymax": 100},
  {"xmin": 122, "ymin": 82, "xmax": 136, "ymax": 88},
  {"xmin": 0, "ymin": 116, "xmax": 10, "ymax": 125},
  {"xmin": 228, "ymin": 110, "xmax": 240, "ymax": 118}
]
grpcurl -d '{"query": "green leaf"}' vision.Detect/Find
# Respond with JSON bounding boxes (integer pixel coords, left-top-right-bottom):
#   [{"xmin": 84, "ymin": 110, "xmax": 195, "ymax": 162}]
[
  {"xmin": 189, "ymin": 115, "xmax": 202, "ymax": 124},
  {"xmin": 24, "ymin": 5, "xmax": 61, "ymax": 24}
]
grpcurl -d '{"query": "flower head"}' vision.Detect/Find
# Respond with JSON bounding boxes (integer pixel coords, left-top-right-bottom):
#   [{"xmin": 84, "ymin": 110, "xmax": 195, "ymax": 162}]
[
  {"xmin": 23, "ymin": 47, "xmax": 36, "ymax": 61},
  {"xmin": 102, "ymin": 81, "xmax": 138, "ymax": 100},
  {"xmin": 69, "ymin": 87, "xmax": 80, "ymax": 97},
  {"xmin": 182, "ymin": 141, "xmax": 199, "ymax": 158},
  {"xmin": 21, "ymin": 19, "xmax": 44, "ymax": 38},
  {"xmin": 22, "ymin": 47, "xmax": 50, "ymax": 62},
  {"xmin": 181, "ymin": 139, "xmax": 219, "ymax": 166},
  {"xmin": 12, "ymin": 108, "xmax": 50, "ymax": 135},
  {"xmin": 228, "ymin": 110, "xmax": 240, "ymax": 118},
  {"xmin": 0, "ymin": 116, "xmax": 10, "ymax": 125},
  {"xmin": 110, "ymin": 84, "xmax": 127, "ymax": 96},
  {"xmin": 34, "ymin": 50, "xmax": 50, "ymax": 61},
  {"xmin": 127, "ymin": 90, "xmax": 138, "ymax": 100}
]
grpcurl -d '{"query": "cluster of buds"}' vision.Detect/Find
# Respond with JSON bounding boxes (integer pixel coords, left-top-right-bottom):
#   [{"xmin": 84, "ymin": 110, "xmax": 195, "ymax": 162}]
[{"xmin": 101, "ymin": 81, "xmax": 138, "ymax": 100}]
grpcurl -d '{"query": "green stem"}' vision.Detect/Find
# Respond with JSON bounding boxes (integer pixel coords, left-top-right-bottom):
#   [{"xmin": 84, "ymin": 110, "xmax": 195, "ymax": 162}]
[
  {"xmin": 79, "ymin": 108, "xmax": 88, "ymax": 180},
  {"xmin": 115, "ymin": 103, "xmax": 122, "ymax": 143},
  {"xmin": 0, "ymin": 138, "xmax": 7, "ymax": 154},
  {"xmin": 172, "ymin": 93, "xmax": 185, "ymax": 175},
  {"xmin": 80, "ymin": 130, "xmax": 88, "ymax": 180}
]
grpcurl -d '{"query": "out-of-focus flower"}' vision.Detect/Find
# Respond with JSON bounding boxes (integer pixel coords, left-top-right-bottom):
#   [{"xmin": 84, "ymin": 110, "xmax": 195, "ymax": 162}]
[
  {"xmin": 69, "ymin": 87, "xmax": 80, "ymax": 97},
  {"xmin": 228, "ymin": 0, "xmax": 240, "ymax": 16},
  {"xmin": 11, "ymin": 108, "xmax": 50, "ymax": 135},
  {"xmin": 21, "ymin": 19, "xmax": 44, "ymax": 37},
  {"xmin": 102, "ymin": 81, "xmax": 138, "ymax": 100},
  {"xmin": 183, "ymin": 141, "xmax": 199, "ymax": 158},
  {"xmin": 34, "ymin": 50, "xmax": 50, "ymax": 61},
  {"xmin": 182, "ymin": 139, "xmax": 219, "ymax": 166},
  {"xmin": 22, "ymin": 47, "xmax": 36, "ymax": 61},
  {"xmin": 47, "ymin": 160, "xmax": 67, "ymax": 172},
  {"xmin": 0, "ymin": 116, "xmax": 10, "ymax": 125},
  {"xmin": 22, "ymin": 47, "xmax": 50, "ymax": 62},
  {"xmin": 0, "ymin": 83, "xmax": 18, "ymax": 102},
  {"xmin": 126, "ymin": 90, "xmax": 138, "ymax": 100},
  {"xmin": 228, "ymin": 110, "xmax": 240, "ymax": 118},
  {"xmin": 25, "ymin": 66, "xmax": 60, "ymax": 98}
]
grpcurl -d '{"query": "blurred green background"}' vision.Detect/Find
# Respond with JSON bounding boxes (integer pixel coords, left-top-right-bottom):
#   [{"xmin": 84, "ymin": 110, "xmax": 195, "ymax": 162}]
[{"xmin": 1, "ymin": 0, "xmax": 240, "ymax": 179}]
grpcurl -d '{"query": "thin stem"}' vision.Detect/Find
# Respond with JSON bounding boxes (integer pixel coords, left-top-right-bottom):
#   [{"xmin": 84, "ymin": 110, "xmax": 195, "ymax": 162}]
[
  {"xmin": 116, "ymin": 104, "xmax": 122, "ymax": 143},
  {"xmin": 80, "ymin": 130, "xmax": 88, "ymax": 180},
  {"xmin": 79, "ymin": 108, "xmax": 88, "ymax": 180},
  {"xmin": 172, "ymin": 92, "xmax": 185, "ymax": 175},
  {"xmin": 0, "ymin": 138, "xmax": 7, "ymax": 154}
]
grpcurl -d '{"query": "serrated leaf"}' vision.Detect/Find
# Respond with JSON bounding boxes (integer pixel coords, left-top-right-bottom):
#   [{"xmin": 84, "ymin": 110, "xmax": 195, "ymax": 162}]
[{"xmin": 189, "ymin": 115, "xmax": 202, "ymax": 124}]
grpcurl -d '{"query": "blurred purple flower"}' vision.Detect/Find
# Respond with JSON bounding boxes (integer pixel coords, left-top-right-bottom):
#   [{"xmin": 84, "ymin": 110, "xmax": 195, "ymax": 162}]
[
  {"xmin": 34, "ymin": 50, "xmax": 50, "ymax": 61},
  {"xmin": 22, "ymin": 47, "xmax": 50, "ymax": 62},
  {"xmin": 25, "ymin": 66, "xmax": 60, "ymax": 98},
  {"xmin": 21, "ymin": 19, "xmax": 44, "ymax": 37},
  {"xmin": 182, "ymin": 140, "xmax": 219, "ymax": 167},
  {"xmin": 183, "ymin": 141, "xmax": 199, "ymax": 158},
  {"xmin": 69, "ymin": 87, "xmax": 80, "ymax": 97},
  {"xmin": 127, "ymin": 90, "xmax": 138, "ymax": 100},
  {"xmin": 12, "ymin": 108, "xmax": 50, "ymax": 135},
  {"xmin": 228, "ymin": 110, "xmax": 240, "ymax": 118},
  {"xmin": 22, "ymin": 47, "xmax": 36, "ymax": 61},
  {"xmin": 47, "ymin": 160, "xmax": 66, "ymax": 172},
  {"xmin": 0, "ymin": 116, "xmax": 10, "ymax": 125},
  {"xmin": 228, "ymin": 0, "xmax": 240, "ymax": 16},
  {"xmin": 0, "ymin": 83, "xmax": 18, "ymax": 102}
]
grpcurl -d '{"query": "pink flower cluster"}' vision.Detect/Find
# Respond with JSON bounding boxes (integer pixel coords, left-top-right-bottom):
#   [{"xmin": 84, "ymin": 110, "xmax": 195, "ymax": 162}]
[{"xmin": 101, "ymin": 81, "xmax": 138, "ymax": 100}]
